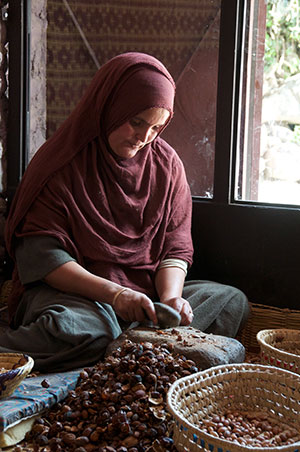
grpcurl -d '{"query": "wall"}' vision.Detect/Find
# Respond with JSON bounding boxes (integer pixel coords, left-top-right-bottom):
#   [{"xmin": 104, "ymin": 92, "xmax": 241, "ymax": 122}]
[
  {"xmin": 0, "ymin": 0, "xmax": 9, "ymax": 284},
  {"xmin": 29, "ymin": 0, "xmax": 47, "ymax": 160}
]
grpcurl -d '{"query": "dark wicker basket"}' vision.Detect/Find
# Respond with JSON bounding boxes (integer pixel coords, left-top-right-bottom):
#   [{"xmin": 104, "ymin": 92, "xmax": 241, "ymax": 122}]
[{"xmin": 0, "ymin": 353, "xmax": 34, "ymax": 398}]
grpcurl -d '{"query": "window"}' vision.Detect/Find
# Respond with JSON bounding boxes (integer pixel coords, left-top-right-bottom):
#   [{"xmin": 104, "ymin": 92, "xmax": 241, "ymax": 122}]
[
  {"xmin": 234, "ymin": 0, "xmax": 300, "ymax": 206},
  {"xmin": 33, "ymin": 0, "xmax": 221, "ymax": 199},
  {"xmin": 10, "ymin": 0, "xmax": 223, "ymax": 200},
  {"xmin": 9, "ymin": 1, "xmax": 300, "ymax": 309}
]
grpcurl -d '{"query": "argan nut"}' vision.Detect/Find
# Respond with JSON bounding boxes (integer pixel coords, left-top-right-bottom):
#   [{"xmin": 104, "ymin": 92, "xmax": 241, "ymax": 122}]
[{"xmin": 41, "ymin": 378, "xmax": 50, "ymax": 388}]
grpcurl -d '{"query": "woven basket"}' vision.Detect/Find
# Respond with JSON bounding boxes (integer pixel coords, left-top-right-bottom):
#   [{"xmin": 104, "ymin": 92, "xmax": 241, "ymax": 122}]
[
  {"xmin": 237, "ymin": 303, "xmax": 300, "ymax": 352},
  {"xmin": 0, "ymin": 353, "xmax": 34, "ymax": 398},
  {"xmin": 0, "ymin": 279, "xmax": 13, "ymax": 305},
  {"xmin": 257, "ymin": 329, "xmax": 300, "ymax": 374},
  {"xmin": 167, "ymin": 363, "xmax": 300, "ymax": 452}
]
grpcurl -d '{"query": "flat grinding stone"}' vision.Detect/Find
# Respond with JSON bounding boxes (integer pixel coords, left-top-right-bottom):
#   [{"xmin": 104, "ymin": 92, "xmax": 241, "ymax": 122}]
[{"xmin": 105, "ymin": 326, "xmax": 245, "ymax": 370}]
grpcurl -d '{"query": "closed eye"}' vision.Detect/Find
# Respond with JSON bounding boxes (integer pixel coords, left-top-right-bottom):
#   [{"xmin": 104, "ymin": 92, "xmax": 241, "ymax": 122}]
[
  {"xmin": 130, "ymin": 117, "xmax": 164, "ymax": 132},
  {"xmin": 130, "ymin": 118, "xmax": 142, "ymax": 127}
]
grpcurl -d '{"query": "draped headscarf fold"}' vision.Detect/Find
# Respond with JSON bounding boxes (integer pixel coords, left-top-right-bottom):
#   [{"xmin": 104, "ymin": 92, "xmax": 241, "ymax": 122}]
[{"xmin": 5, "ymin": 52, "xmax": 194, "ymax": 318}]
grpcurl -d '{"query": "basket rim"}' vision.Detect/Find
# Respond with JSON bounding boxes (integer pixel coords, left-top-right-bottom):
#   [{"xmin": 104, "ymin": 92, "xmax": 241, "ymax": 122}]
[
  {"xmin": 0, "ymin": 352, "xmax": 32, "ymax": 357},
  {"xmin": 171, "ymin": 421, "xmax": 300, "ymax": 452},
  {"xmin": 167, "ymin": 363, "xmax": 300, "ymax": 452},
  {"xmin": 167, "ymin": 361, "xmax": 300, "ymax": 390},
  {"xmin": 0, "ymin": 354, "xmax": 34, "ymax": 398},
  {"xmin": 0, "ymin": 354, "xmax": 34, "ymax": 375},
  {"xmin": 257, "ymin": 329, "xmax": 300, "ymax": 360}
]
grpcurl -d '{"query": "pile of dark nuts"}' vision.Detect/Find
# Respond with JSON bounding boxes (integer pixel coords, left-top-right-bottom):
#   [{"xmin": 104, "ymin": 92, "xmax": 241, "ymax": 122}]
[
  {"xmin": 15, "ymin": 340, "xmax": 199, "ymax": 452},
  {"xmin": 199, "ymin": 410, "xmax": 300, "ymax": 447}
]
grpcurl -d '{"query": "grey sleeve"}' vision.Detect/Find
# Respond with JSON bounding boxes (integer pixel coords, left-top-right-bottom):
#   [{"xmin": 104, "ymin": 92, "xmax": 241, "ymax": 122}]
[{"xmin": 15, "ymin": 235, "xmax": 76, "ymax": 285}]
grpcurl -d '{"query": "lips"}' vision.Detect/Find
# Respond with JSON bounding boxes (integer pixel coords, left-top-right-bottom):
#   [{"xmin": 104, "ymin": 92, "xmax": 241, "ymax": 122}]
[{"xmin": 129, "ymin": 141, "xmax": 140, "ymax": 148}]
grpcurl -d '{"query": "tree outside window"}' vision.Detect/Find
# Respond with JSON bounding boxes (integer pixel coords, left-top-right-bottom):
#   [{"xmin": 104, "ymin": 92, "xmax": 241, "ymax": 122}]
[{"xmin": 235, "ymin": 0, "xmax": 300, "ymax": 206}]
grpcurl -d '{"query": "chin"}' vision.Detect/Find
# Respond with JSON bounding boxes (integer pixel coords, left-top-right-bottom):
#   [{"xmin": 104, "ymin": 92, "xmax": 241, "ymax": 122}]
[
  {"xmin": 121, "ymin": 148, "xmax": 140, "ymax": 159},
  {"xmin": 112, "ymin": 143, "xmax": 142, "ymax": 159},
  {"xmin": 127, "ymin": 152, "xmax": 139, "ymax": 159}
]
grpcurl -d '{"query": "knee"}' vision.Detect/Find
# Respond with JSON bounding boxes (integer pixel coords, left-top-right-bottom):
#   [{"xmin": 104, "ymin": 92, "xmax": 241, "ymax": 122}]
[{"xmin": 227, "ymin": 286, "xmax": 251, "ymax": 328}]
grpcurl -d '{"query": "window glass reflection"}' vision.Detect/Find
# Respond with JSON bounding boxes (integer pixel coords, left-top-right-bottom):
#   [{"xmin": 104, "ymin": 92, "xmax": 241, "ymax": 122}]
[
  {"xmin": 30, "ymin": 1, "xmax": 221, "ymax": 198},
  {"xmin": 235, "ymin": 0, "xmax": 300, "ymax": 205}
]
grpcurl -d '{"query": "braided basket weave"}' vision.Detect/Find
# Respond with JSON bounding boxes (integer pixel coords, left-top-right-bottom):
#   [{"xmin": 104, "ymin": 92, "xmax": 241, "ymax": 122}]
[
  {"xmin": 0, "ymin": 353, "xmax": 34, "ymax": 398},
  {"xmin": 167, "ymin": 363, "xmax": 300, "ymax": 452},
  {"xmin": 236, "ymin": 303, "xmax": 300, "ymax": 353},
  {"xmin": 257, "ymin": 329, "xmax": 300, "ymax": 374}
]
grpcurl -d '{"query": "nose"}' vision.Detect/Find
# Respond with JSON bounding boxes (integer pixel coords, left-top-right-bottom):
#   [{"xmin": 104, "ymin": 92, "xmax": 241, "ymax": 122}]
[{"xmin": 136, "ymin": 126, "xmax": 152, "ymax": 143}]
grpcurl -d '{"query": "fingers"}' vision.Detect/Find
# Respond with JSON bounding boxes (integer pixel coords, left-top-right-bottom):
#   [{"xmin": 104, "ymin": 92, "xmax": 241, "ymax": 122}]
[
  {"xmin": 113, "ymin": 289, "xmax": 157, "ymax": 324},
  {"xmin": 180, "ymin": 302, "xmax": 194, "ymax": 326},
  {"xmin": 113, "ymin": 289, "xmax": 192, "ymax": 327},
  {"xmin": 162, "ymin": 297, "xmax": 193, "ymax": 326},
  {"xmin": 139, "ymin": 299, "xmax": 157, "ymax": 324}
]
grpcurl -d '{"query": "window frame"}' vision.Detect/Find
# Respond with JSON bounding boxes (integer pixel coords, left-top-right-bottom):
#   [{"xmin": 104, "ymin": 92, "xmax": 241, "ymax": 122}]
[
  {"xmin": 9, "ymin": 0, "xmax": 299, "ymax": 212},
  {"xmin": 8, "ymin": 0, "xmax": 300, "ymax": 309},
  {"xmin": 190, "ymin": 0, "xmax": 300, "ymax": 310},
  {"xmin": 7, "ymin": 0, "xmax": 31, "ymax": 206},
  {"xmin": 213, "ymin": 0, "xmax": 300, "ymax": 210}
]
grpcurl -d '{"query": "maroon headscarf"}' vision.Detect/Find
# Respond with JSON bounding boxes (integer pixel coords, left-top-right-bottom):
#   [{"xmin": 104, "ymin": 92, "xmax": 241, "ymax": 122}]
[{"xmin": 5, "ymin": 52, "xmax": 194, "ymax": 319}]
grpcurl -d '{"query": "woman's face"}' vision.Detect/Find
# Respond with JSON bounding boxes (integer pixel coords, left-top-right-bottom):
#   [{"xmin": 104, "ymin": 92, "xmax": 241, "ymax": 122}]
[{"xmin": 108, "ymin": 107, "xmax": 170, "ymax": 159}]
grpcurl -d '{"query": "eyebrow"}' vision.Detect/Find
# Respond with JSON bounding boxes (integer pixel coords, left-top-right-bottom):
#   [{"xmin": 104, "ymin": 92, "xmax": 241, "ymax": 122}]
[{"xmin": 134, "ymin": 115, "xmax": 167, "ymax": 128}]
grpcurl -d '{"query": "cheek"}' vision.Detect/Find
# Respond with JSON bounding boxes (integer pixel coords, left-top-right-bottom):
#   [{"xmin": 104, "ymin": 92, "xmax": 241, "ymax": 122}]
[
  {"xmin": 108, "ymin": 131, "xmax": 117, "ymax": 150},
  {"xmin": 117, "ymin": 124, "xmax": 135, "ymax": 142},
  {"xmin": 108, "ymin": 124, "xmax": 132, "ymax": 147},
  {"xmin": 123, "ymin": 123, "xmax": 135, "ymax": 136}
]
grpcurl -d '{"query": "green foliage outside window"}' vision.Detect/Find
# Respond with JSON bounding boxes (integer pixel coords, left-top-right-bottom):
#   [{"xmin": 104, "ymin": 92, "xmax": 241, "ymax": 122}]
[
  {"xmin": 292, "ymin": 124, "xmax": 300, "ymax": 144},
  {"xmin": 264, "ymin": 0, "xmax": 300, "ymax": 79}
]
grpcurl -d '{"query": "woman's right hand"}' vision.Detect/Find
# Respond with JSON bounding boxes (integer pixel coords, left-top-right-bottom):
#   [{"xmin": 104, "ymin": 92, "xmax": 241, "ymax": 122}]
[{"xmin": 113, "ymin": 288, "xmax": 157, "ymax": 324}]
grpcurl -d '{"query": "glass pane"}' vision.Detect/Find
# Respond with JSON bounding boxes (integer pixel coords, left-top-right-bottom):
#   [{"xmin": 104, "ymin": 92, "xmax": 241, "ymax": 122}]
[
  {"xmin": 30, "ymin": 0, "xmax": 221, "ymax": 198},
  {"xmin": 235, "ymin": 0, "xmax": 300, "ymax": 205}
]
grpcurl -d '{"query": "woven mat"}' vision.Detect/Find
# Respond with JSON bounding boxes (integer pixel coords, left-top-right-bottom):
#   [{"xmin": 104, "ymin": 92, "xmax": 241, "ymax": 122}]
[
  {"xmin": 0, "ymin": 281, "xmax": 11, "ymax": 335},
  {"xmin": 46, "ymin": 0, "xmax": 221, "ymax": 137}
]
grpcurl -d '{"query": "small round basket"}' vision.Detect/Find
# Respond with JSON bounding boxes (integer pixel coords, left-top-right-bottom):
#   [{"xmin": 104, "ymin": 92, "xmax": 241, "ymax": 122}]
[
  {"xmin": 167, "ymin": 363, "xmax": 300, "ymax": 452},
  {"xmin": 0, "ymin": 353, "xmax": 34, "ymax": 398},
  {"xmin": 257, "ymin": 329, "xmax": 300, "ymax": 374}
]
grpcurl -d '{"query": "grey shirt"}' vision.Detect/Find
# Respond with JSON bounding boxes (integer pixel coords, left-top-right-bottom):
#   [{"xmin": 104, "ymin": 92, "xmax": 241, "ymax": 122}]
[{"xmin": 15, "ymin": 236, "xmax": 76, "ymax": 285}]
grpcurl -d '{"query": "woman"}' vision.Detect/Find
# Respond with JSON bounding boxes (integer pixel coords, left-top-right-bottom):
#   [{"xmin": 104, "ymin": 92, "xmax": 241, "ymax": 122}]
[{"xmin": 1, "ymin": 52, "xmax": 249, "ymax": 372}]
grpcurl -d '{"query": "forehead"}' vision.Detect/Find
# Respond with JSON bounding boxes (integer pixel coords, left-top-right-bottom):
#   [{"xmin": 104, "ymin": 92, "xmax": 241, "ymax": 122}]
[{"xmin": 135, "ymin": 107, "xmax": 170, "ymax": 125}]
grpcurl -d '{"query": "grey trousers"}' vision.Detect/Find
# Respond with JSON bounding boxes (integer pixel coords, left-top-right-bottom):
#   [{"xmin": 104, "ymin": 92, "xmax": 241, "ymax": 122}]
[{"xmin": 0, "ymin": 280, "xmax": 249, "ymax": 372}]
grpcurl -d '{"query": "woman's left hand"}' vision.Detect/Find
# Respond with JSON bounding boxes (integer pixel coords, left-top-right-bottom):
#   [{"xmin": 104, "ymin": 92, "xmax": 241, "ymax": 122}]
[{"xmin": 161, "ymin": 297, "xmax": 193, "ymax": 326}]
